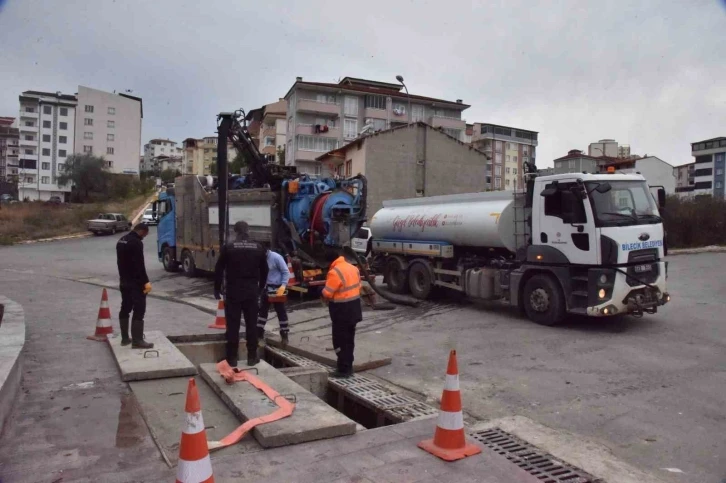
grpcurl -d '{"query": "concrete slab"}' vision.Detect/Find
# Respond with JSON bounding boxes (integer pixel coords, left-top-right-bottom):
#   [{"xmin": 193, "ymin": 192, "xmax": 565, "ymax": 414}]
[
  {"xmin": 199, "ymin": 361, "xmax": 356, "ymax": 448},
  {"xmin": 108, "ymin": 330, "xmax": 197, "ymax": 382},
  {"xmin": 266, "ymin": 335, "xmax": 392, "ymax": 371},
  {"xmin": 130, "ymin": 376, "xmax": 261, "ymax": 466}
]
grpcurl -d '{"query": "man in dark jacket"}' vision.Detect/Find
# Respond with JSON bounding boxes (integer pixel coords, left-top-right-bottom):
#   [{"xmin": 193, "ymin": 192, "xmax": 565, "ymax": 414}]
[
  {"xmin": 214, "ymin": 221, "xmax": 268, "ymax": 367},
  {"xmin": 116, "ymin": 223, "xmax": 153, "ymax": 349}
]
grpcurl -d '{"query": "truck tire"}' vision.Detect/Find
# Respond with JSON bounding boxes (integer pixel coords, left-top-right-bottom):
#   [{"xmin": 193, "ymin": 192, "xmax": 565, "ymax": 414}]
[
  {"xmin": 162, "ymin": 247, "xmax": 179, "ymax": 273},
  {"xmin": 181, "ymin": 250, "xmax": 197, "ymax": 278},
  {"xmin": 408, "ymin": 262, "xmax": 433, "ymax": 300},
  {"xmin": 523, "ymin": 274, "xmax": 565, "ymax": 326},
  {"xmin": 384, "ymin": 257, "xmax": 409, "ymax": 294}
]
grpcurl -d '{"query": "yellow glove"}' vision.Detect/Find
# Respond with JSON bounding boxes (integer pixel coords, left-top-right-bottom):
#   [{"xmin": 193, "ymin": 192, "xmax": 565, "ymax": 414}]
[
  {"xmin": 275, "ymin": 285, "xmax": 286, "ymax": 296},
  {"xmin": 143, "ymin": 282, "xmax": 152, "ymax": 294}
]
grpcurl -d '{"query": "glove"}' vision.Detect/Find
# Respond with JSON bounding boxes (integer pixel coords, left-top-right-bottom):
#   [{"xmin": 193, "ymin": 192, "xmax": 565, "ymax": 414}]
[
  {"xmin": 143, "ymin": 282, "xmax": 152, "ymax": 295},
  {"xmin": 275, "ymin": 285, "xmax": 286, "ymax": 297},
  {"xmin": 214, "ymin": 289, "xmax": 222, "ymax": 300}
]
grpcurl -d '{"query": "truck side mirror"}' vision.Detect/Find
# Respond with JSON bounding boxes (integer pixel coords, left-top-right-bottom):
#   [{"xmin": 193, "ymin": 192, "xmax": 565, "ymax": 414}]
[{"xmin": 657, "ymin": 188, "xmax": 666, "ymax": 208}]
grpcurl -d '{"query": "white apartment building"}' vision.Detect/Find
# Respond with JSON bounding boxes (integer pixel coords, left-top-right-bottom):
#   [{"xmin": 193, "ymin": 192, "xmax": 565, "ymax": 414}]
[
  {"xmin": 142, "ymin": 139, "xmax": 178, "ymax": 172},
  {"xmin": 75, "ymin": 86, "xmax": 142, "ymax": 175},
  {"xmin": 17, "ymin": 91, "xmax": 78, "ymax": 201},
  {"xmin": 284, "ymin": 77, "xmax": 469, "ymax": 174}
]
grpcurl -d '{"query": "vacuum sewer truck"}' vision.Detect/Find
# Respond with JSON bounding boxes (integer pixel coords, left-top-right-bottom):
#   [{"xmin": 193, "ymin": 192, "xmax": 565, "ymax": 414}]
[{"xmin": 369, "ymin": 169, "xmax": 670, "ymax": 325}]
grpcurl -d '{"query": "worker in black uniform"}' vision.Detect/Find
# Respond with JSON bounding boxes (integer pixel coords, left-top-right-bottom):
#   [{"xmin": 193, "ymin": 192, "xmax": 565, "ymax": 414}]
[
  {"xmin": 214, "ymin": 221, "xmax": 268, "ymax": 367},
  {"xmin": 116, "ymin": 223, "xmax": 153, "ymax": 349}
]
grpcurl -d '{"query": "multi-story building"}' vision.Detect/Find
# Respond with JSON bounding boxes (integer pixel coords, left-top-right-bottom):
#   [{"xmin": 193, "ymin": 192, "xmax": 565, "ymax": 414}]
[
  {"xmin": 690, "ymin": 137, "xmax": 726, "ymax": 198},
  {"xmin": 142, "ymin": 139, "xmax": 177, "ymax": 173},
  {"xmin": 0, "ymin": 117, "xmax": 19, "ymax": 181},
  {"xmin": 284, "ymin": 76, "xmax": 469, "ymax": 174},
  {"xmin": 17, "ymin": 90, "xmax": 78, "ymax": 201},
  {"xmin": 588, "ymin": 139, "xmax": 619, "ymax": 158},
  {"xmin": 258, "ymin": 99, "xmax": 287, "ymax": 163},
  {"xmin": 182, "ymin": 136, "xmax": 230, "ymax": 176},
  {"xmin": 553, "ymin": 149, "xmax": 600, "ymax": 174},
  {"xmin": 75, "ymin": 86, "xmax": 142, "ymax": 175},
  {"xmin": 674, "ymin": 162, "xmax": 695, "ymax": 196},
  {"xmin": 470, "ymin": 123, "xmax": 538, "ymax": 191}
]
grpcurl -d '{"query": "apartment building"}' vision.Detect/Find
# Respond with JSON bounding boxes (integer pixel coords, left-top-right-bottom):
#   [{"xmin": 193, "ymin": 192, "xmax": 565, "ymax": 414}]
[
  {"xmin": 142, "ymin": 139, "xmax": 178, "ymax": 172},
  {"xmin": 588, "ymin": 139, "xmax": 633, "ymax": 159},
  {"xmin": 258, "ymin": 99, "xmax": 287, "ymax": 163},
  {"xmin": 181, "ymin": 136, "xmax": 237, "ymax": 176},
  {"xmin": 690, "ymin": 137, "xmax": 726, "ymax": 198},
  {"xmin": 75, "ymin": 86, "xmax": 142, "ymax": 175},
  {"xmin": 284, "ymin": 77, "xmax": 469, "ymax": 174},
  {"xmin": 553, "ymin": 150, "xmax": 600, "ymax": 174},
  {"xmin": 674, "ymin": 162, "xmax": 695, "ymax": 196},
  {"xmin": 470, "ymin": 123, "xmax": 538, "ymax": 191},
  {"xmin": 0, "ymin": 117, "xmax": 19, "ymax": 181},
  {"xmin": 17, "ymin": 91, "xmax": 78, "ymax": 201}
]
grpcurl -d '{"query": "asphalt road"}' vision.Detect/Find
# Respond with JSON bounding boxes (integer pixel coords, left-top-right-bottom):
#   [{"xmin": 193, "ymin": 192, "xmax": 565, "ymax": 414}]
[{"xmin": 0, "ymin": 231, "xmax": 725, "ymax": 482}]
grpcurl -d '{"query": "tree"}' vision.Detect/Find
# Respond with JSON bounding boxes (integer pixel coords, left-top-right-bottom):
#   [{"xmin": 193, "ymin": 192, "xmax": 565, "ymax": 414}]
[
  {"xmin": 160, "ymin": 169, "xmax": 181, "ymax": 184},
  {"xmin": 57, "ymin": 153, "xmax": 108, "ymax": 202},
  {"xmin": 208, "ymin": 162, "xmax": 217, "ymax": 176},
  {"xmin": 229, "ymin": 151, "xmax": 247, "ymax": 174},
  {"xmin": 276, "ymin": 145, "xmax": 286, "ymax": 165}
]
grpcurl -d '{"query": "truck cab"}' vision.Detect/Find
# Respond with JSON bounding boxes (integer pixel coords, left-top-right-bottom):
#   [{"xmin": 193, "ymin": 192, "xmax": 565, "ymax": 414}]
[{"xmin": 153, "ymin": 189, "xmax": 177, "ymax": 272}]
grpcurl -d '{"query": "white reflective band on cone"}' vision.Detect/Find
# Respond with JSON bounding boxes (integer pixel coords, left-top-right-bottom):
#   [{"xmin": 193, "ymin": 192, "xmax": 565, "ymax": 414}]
[
  {"xmin": 216, "ymin": 310, "xmax": 224, "ymax": 317},
  {"xmin": 184, "ymin": 411, "xmax": 206, "ymax": 435},
  {"xmin": 100, "ymin": 301, "xmax": 109, "ymax": 308},
  {"xmin": 176, "ymin": 454, "xmax": 213, "ymax": 483},
  {"xmin": 98, "ymin": 319, "xmax": 111, "ymax": 327},
  {"xmin": 437, "ymin": 410, "xmax": 464, "ymax": 431},
  {"xmin": 444, "ymin": 374, "xmax": 459, "ymax": 391}
]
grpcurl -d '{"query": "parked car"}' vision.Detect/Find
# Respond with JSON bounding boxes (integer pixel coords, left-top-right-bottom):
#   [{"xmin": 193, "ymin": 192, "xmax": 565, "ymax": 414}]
[
  {"xmin": 47, "ymin": 196, "xmax": 63, "ymax": 204},
  {"xmin": 351, "ymin": 226, "xmax": 372, "ymax": 255},
  {"xmin": 0, "ymin": 194, "xmax": 17, "ymax": 204},
  {"xmin": 87, "ymin": 213, "xmax": 132, "ymax": 235},
  {"xmin": 141, "ymin": 208, "xmax": 158, "ymax": 225}
]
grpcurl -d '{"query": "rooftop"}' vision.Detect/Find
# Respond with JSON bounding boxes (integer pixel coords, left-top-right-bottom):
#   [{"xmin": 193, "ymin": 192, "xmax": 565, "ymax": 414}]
[
  {"xmin": 20, "ymin": 90, "xmax": 77, "ymax": 102},
  {"xmin": 474, "ymin": 122, "xmax": 538, "ymax": 134},
  {"xmin": 285, "ymin": 77, "xmax": 469, "ymax": 109},
  {"xmin": 553, "ymin": 149, "xmax": 601, "ymax": 162}
]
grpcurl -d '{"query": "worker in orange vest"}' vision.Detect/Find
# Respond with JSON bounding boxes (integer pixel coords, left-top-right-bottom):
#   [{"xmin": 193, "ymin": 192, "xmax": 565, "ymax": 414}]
[{"xmin": 321, "ymin": 250, "xmax": 363, "ymax": 378}]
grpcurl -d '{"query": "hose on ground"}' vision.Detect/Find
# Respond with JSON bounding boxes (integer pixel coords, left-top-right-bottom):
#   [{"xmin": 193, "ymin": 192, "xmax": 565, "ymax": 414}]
[{"xmin": 347, "ymin": 247, "xmax": 420, "ymax": 308}]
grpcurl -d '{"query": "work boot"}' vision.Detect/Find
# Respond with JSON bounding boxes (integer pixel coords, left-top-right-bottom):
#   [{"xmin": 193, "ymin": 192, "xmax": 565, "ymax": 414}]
[
  {"xmin": 247, "ymin": 355, "xmax": 260, "ymax": 366},
  {"xmin": 281, "ymin": 332, "xmax": 289, "ymax": 348},
  {"xmin": 119, "ymin": 317, "xmax": 131, "ymax": 346},
  {"xmin": 331, "ymin": 369, "xmax": 353, "ymax": 379},
  {"xmin": 131, "ymin": 319, "xmax": 154, "ymax": 349},
  {"xmin": 257, "ymin": 328, "xmax": 265, "ymax": 347}
]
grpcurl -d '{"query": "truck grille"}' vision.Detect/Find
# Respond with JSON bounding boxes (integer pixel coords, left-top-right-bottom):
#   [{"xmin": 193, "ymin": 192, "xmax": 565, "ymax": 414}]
[{"xmin": 626, "ymin": 249, "xmax": 658, "ymax": 286}]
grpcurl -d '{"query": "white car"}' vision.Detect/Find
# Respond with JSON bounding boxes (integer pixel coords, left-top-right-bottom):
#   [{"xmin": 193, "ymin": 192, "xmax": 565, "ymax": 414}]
[
  {"xmin": 141, "ymin": 209, "xmax": 157, "ymax": 225},
  {"xmin": 351, "ymin": 227, "xmax": 372, "ymax": 255}
]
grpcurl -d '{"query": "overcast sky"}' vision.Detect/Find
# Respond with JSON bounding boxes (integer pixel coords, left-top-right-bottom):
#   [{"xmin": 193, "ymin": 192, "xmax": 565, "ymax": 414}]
[{"xmin": 1, "ymin": 0, "xmax": 724, "ymax": 167}]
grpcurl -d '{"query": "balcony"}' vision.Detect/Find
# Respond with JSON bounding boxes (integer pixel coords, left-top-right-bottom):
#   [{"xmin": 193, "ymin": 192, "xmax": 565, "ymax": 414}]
[
  {"xmin": 294, "ymin": 150, "xmax": 323, "ymax": 162},
  {"xmin": 19, "ymin": 125, "xmax": 37, "ymax": 133},
  {"xmin": 429, "ymin": 116, "xmax": 465, "ymax": 130},
  {"xmin": 297, "ymin": 99, "xmax": 340, "ymax": 115},
  {"xmin": 295, "ymin": 124, "xmax": 340, "ymax": 138},
  {"xmin": 19, "ymin": 139, "xmax": 35, "ymax": 147},
  {"xmin": 20, "ymin": 111, "xmax": 38, "ymax": 119},
  {"xmin": 363, "ymin": 108, "xmax": 387, "ymax": 120}
]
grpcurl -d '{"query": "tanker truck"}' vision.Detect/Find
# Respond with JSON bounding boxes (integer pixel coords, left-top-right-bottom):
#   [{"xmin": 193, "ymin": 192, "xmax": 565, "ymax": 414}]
[
  {"xmin": 154, "ymin": 111, "xmax": 367, "ymax": 292},
  {"xmin": 369, "ymin": 170, "xmax": 670, "ymax": 325}
]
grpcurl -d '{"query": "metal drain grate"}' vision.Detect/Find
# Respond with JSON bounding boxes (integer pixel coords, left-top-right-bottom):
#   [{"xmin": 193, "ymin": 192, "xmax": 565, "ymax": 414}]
[
  {"xmin": 385, "ymin": 401, "xmax": 438, "ymax": 422},
  {"xmin": 471, "ymin": 428, "xmax": 603, "ymax": 483}
]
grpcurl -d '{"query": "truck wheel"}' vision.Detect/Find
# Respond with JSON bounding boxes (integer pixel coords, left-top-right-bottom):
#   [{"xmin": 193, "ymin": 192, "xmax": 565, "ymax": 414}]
[
  {"xmin": 384, "ymin": 257, "xmax": 408, "ymax": 294},
  {"xmin": 162, "ymin": 247, "xmax": 179, "ymax": 273},
  {"xmin": 181, "ymin": 250, "xmax": 197, "ymax": 277},
  {"xmin": 408, "ymin": 262, "xmax": 433, "ymax": 300},
  {"xmin": 523, "ymin": 274, "xmax": 565, "ymax": 326}
]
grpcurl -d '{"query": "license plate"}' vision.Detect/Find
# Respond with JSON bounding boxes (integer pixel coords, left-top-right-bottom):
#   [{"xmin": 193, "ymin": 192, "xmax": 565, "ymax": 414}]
[{"xmin": 634, "ymin": 264, "xmax": 652, "ymax": 273}]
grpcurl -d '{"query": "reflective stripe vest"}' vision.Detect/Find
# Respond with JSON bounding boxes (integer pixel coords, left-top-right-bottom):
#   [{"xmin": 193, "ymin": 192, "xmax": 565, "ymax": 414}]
[{"xmin": 322, "ymin": 256, "xmax": 361, "ymax": 303}]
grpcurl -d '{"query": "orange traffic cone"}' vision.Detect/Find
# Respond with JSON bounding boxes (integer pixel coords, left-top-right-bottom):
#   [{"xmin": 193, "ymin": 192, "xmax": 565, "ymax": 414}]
[
  {"xmin": 87, "ymin": 288, "xmax": 113, "ymax": 341},
  {"xmin": 176, "ymin": 378, "xmax": 214, "ymax": 483},
  {"xmin": 286, "ymin": 259, "xmax": 298, "ymax": 286},
  {"xmin": 208, "ymin": 300, "xmax": 226, "ymax": 329},
  {"xmin": 418, "ymin": 350, "xmax": 482, "ymax": 461}
]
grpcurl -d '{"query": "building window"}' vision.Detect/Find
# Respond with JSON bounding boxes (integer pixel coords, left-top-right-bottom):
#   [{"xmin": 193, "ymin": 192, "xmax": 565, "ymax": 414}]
[
  {"xmin": 107, "ymin": 134, "xmax": 115, "ymax": 141},
  {"xmin": 495, "ymin": 178, "xmax": 501, "ymax": 189},
  {"xmin": 42, "ymin": 148, "xmax": 50, "ymax": 156},
  {"xmin": 523, "ymin": 156, "xmax": 529, "ymax": 163},
  {"xmin": 513, "ymin": 156, "xmax": 517, "ymax": 163},
  {"xmin": 314, "ymin": 93, "xmax": 336, "ymax": 104},
  {"xmin": 297, "ymin": 135, "xmax": 338, "ymax": 152},
  {"xmin": 42, "ymin": 120, "xmax": 51, "ymax": 128},
  {"xmin": 569, "ymin": 160, "xmax": 576, "ymax": 169},
  {"xmin": 42, "ymin": 162, "xmax": 50, "ymax": 170},
  {"xmin": 83, "ymin": 146, "xmax": 92, "ymax": 153},
  {"xmin": 84, "ymin": 132, "xmax": 93, "ymax": 140},
  {"xmin": 495, "ymin": 141, "xmax": 502, "ymax": 152},
  {"xmin": 107, "ymin": 120, "xmax": 115, "ymax": 128},
  {"xmin": 513, "ymin": 168, "xmax": 518, "ymax": 175},
  {"xmin": 442, "ymin": 128, "xmax": 461, "ymax": 140},
  {"xmin": 495, "ymin": 165, "xmax": 501, "ymax": 176},
  {"xmin": 59, "ymin": 122, "xmax": 67, "ymax": 130},
  {"xmin": 105, "ymin": 160, "xmax": 113, "ymax": 168},
  {"xmin": 41, "ymin": 176, "xmax": 50, "ymax": 184},
  {"xmin": 24, "ymin": 149, "xmax": 33, "ymax": 155},
  {"xmin": 344, "ymin": 96, "xmax": 358, "ymax": 116},
  {"xmin": 506, "ymin": 179, "xmax": 510, "ymax": 186},
  {"xmin": 716, "ymin": 182, "xmax": 723, "ymax": 189},
  {"xmin": 108, "ymin": 107, "xmax": 115, "ymax": 115},
  {"xmin": 506, "ymin": 167, "xmax": 511, "ymax": 174},
  {"xmin": 365, "ymin": 118, "xmax": 387, "ymax": 132},
  {"xmin": 345, "ymin": 160, "xmax": 352, "ymax": 176},
  {"xmin": 24, "ymin": 121, "xmax": 34, "ymax": 127},
  {"xmin": 26, "ymin": 135, "xmax": 35, "ymax": 141},
  {"xmin": 411, "ymin": 104, "xmax": 425, "ymax": 122},
  {"xmin": 43, "ymin": 106, "xmax": 52, "ymax": 115},
  {"xmin": 60, "ymin": 107, "xmax": 68, "ymax": 116},
  {"xmin": 344, "ymin": 119, "xmax": 358, "ymax": 140},
  {"xmin": 717, "ymin": 169, "xmax": 724, "ymax": 176},
  {"xmin": 523, "ymin": 145, "xmax": 529, "ymax": 154},
  {"xmin": 107, "ymin": 147, "xmax": 115, "ymax": 155},
  {"xmin": 85, "ymin": 105, "xmax": 94, "ymax": 113},
  {"xmin": 84, "ymin": 118, "xmax": 93, "ymax": 126},
  {"xmin": 364, "ymin": 95, "xmax": 386, "ymax": 110},
  {"xmin": 25, "ymin": 177, "xmax": 33, "ymax": 183},
  {"xmin": 495, "ymin": 153, "xmax": 502, "ymax": 164},
  {"xmin": 58, "ymin": 163, "xmax": 65, "ymax": 171},
  {"xmin": 506, "ymin": 155, "xmax": 511, "ymax": 162},
  {"xmin": 59, "ymin": 149, "xmax": 66, "ymax": 157},
  {"xmin": 59, "ymin": 136, "xmax": 67, "ymax": 144},
  {"xmin": 264, "ymin": 137, "xmax": 275, "ymax": 147},
  {"xmin": 507, "ymin": 142, "xmax": 513, "ymax": 150},
  {"xmin": 25, "ymin": 106, "xmax": 35, "ymax": 113}
]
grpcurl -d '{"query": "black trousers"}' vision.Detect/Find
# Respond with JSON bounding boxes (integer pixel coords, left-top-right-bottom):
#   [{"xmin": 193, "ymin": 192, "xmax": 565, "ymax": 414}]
[
  {"xmin": 225, "ymin": 297, "xmax": 258, "ymax": 366},
  {"xmin": 119, "ymin": 284, "xmax": 146, "ymax": 321},
  {"xmin": 258, "ymin": 285, "xmax": 289, "ymax": 335},
  {"xmin": 329, "ymin": 301, "xmax": 360, "ymax": 373}
]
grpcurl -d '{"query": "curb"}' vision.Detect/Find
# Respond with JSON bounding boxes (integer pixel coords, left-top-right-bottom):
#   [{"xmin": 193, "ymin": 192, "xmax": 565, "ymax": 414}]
[
  {"xmin": 0, "ymin": 296, "xmax": 25, "ymax": 435},
  {"xmin": 668, "ymin": 246, "xmax": 726, "ymax": 256},
  {"xmin": 18, "ymin": 232, "xmax": 92, "ymax": 245}
]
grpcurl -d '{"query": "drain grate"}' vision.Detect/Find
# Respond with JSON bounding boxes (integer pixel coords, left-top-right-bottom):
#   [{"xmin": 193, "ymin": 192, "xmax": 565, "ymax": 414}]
[
  {"xmin": 385, "ymin": 401, "xmax": 438, "ymax": 422},
  {"xmin": 267, "ymin": 346, "xmax": 328, "ymax": 369},
  {"xmin": 471, "ymin": 428, "xmax": 603, "ymax": 483}
]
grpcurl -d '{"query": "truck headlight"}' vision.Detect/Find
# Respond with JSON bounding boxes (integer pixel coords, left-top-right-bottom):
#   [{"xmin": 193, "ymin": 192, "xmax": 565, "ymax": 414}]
[{"xmin": 598, "ymin": 288, "xmax": 606, "ymax": 299}]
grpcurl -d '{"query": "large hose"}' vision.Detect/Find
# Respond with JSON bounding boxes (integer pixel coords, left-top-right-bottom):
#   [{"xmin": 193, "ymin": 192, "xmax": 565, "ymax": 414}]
[{"xmin": 347, "ymin": 247, "xmax": 420, "ymax": 307}]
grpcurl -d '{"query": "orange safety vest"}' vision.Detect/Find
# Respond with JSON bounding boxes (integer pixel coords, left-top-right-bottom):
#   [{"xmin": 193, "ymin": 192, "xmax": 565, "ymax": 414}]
[{"xmin": 322, "ymin": 257, "xmax": 361, "ymax": 303}]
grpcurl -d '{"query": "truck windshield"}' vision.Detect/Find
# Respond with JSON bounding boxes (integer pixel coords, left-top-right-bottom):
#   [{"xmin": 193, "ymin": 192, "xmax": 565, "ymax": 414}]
[{"xmin": 586, "ymin": 180, "xmax": 661, "ymax": 227}]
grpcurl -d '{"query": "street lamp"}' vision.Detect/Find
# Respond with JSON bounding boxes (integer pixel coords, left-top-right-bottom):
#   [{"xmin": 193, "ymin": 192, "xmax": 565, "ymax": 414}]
[{"xmin": 396, "ymin": 75, "xmax": 411, "ymax": 124}]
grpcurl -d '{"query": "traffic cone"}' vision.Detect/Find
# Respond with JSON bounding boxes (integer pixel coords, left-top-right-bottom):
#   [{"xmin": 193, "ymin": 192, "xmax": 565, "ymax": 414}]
[
  {"xmin": 286, "ymin": 259, "xmax": 298, "ymax": 286},
  {"xmin": 176, "ymin": 378, "xmax": 214, "ymax": 483},
  {"xmin": 87, "ymin": 288, "xmax": 113, "ymax": 341},
  {"xmin": 208, "ymin": 300, "xmax": 226, "ymax": 329},
  {"xmin": 418, "ymin": 350, "xmax": 482, "ymax": 461}
]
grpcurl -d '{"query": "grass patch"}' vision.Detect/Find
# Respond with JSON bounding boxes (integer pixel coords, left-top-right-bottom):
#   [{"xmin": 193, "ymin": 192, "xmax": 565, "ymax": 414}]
[{"xmin": 0, "ymin": 195, "xmax": 150, "ymax": 244}]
